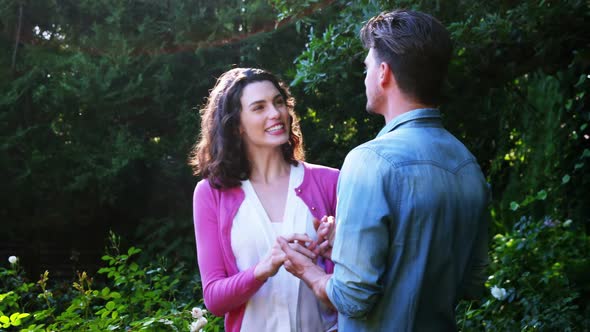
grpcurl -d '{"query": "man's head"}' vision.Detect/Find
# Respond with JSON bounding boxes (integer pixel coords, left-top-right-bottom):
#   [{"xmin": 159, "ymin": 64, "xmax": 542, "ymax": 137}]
[{"xmin": 360, "ymin": 10, "xmax": 452, "ymax": 110}]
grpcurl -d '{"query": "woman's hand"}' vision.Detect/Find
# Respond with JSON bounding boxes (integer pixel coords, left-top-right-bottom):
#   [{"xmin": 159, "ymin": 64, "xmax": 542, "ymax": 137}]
[
  {"xmin": 254, "ymin": 233, "xmax": 314, "ymax": 281},
  {"xmin": 254, "ymin": 242, "xmax": 287, "ymax": 281},
  {"xmin": 309, "ymin": 216, "xmax": 336, "ymax": 259}
]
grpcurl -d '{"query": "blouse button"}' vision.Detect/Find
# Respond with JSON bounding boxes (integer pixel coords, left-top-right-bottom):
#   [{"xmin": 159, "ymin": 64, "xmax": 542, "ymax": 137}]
[{"xmin": 311, "ymin": 207, "xmax": 316, "ymax": 211}]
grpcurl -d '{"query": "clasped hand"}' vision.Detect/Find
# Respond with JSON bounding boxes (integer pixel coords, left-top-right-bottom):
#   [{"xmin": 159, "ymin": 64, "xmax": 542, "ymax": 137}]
[
  {"xmin": 254, "ymin": 216, "xmax": 336, "ymax": 281},
  {"xmin": 254, "ymin": 233, "xmax": 316, "ymax": 281},
  {"xmin": 309, "ymin": 216, "xmax": 335, "ymax": 260}
]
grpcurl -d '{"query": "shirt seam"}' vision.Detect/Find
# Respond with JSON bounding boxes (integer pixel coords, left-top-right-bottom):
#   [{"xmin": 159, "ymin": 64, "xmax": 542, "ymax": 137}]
[{"xmin": 354, "ymin": 145, "xmax": 478, "ymax": 174}]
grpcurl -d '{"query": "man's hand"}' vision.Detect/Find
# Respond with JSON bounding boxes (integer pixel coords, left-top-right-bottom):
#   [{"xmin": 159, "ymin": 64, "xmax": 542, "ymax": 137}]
[
  {"xmin": 277, "ymin": 236, "xmax": 334, "ymax": 308},
  {"xmin": 254, "ymin": 233, "xmax": 314, "ymax": 281},
  {"xmin": 282, "ymin": 233, "xmax": 317, "ymax": 262}
]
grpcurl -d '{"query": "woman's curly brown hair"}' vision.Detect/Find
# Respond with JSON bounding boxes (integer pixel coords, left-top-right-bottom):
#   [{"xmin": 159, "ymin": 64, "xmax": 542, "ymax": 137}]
[{"xmin": 188, "ymin": 68, "xmax": 305, "ymax": 189}]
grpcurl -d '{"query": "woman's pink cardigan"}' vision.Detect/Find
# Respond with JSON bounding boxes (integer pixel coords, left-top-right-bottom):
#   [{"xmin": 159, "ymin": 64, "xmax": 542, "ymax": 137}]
[{"xmin": 192, "ymin": 162, "xmax": 339, "ymax": 332}]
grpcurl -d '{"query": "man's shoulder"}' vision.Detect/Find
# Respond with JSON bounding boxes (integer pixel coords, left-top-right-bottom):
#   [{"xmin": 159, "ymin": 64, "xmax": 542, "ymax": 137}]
[{"xmin": 345, "ymin": 136, "xmax": 405, "ymax": 166}]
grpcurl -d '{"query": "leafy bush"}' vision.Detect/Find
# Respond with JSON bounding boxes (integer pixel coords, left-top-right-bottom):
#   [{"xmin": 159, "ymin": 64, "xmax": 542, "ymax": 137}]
[
  {"xmin": 457, "ymin": 215, "xmax": 590, "ymax": 331},
  {"xmin": 0, "ymin": 232, "xmax": 223, "ymax": 331}
]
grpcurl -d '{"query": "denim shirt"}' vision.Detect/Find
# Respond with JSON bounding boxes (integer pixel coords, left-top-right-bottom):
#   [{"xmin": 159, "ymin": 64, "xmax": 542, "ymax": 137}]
[{"xmin": 326, "ymin": 109, "xmax": 490, "ymax": 331}]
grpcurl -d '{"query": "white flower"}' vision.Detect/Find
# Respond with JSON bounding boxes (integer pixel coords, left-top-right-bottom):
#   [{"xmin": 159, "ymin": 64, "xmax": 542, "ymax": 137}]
[
  {"xmin": 189, "ymin": 317, "xmax": 207, "ymax": 332},
  {"xmin": 191, "ymin": 307, "xmax": 204, "ymax": 319},
  {"xmin": 8, "ymin": 256, "xmax": 18, "ymax": 264},
  {"xmin": 197, "ymin": 317, "xmax": 207, "ymax": 330},
  {"xmin": 158, "ymin": 318, "xmax": 174, "ymax": 326},
  {"xmin": 491, "ymin": 285, "xmax": 507, "ymax": 300}
]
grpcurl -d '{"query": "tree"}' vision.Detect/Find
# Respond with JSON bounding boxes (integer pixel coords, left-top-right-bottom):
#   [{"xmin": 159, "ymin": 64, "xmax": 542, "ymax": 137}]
[
  {"xmin": 271, "ymin": 0, "xmax": 590, "ymax": 228},
  {"xmin": 0, "ymin": 0, "xmax": 308, "ymax": 277}
]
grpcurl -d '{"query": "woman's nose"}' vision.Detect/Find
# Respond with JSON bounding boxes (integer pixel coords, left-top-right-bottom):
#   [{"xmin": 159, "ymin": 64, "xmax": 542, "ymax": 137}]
[{"xmin": 268, "ymin": 105, "xmax": 280, "ymax": 118}]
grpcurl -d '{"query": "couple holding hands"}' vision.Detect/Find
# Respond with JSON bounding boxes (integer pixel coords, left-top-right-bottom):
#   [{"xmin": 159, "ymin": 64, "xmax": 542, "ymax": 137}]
[{"xmin": 190, "ymin": 9, "xmax": 490, "ymax": 332}]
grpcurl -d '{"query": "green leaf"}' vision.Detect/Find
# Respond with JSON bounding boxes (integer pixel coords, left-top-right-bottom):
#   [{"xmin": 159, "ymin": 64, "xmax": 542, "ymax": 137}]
[
  {"xmin": 510, "ymin": 201, "xmax": 519, "ymax": 211},
  {"xmin": 106, "ymin": 301, "xmax": 116, "ymax": 311},
  {"xmin": 142, "ymin": 318, "xmax": 155, "ymax": 327},
  {"xmin": 562, "ymin": 174, "xmax": 570, "ymax": 184},
  {"xmin": 0, "ymin": 291, "xmax": 14, "ymax": 302},
  {"xmin": 522, "ymin": 194, "xmax": 535, "ymax": 206},
  {"xmin": 536, "ymin": 190, "xmax": 548, "ymax": 200},
  {"xmin": 128, "ymin": 247, "xmax": 141, "ymax": 255},
  {"xmin": 583, "ymin": 149, "xmax": 590, "ymax": 158}
]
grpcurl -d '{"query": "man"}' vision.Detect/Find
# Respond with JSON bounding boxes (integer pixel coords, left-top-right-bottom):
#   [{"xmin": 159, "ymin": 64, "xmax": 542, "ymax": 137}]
[{"xmin": 279, "ymin": 9, "xmax": 490, "ymax": 331}]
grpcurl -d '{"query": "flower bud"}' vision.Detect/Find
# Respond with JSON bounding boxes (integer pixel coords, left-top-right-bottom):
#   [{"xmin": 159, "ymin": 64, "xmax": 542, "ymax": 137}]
[{"xmin": 191, "ymin": 307, "xmax": 204, "ymax": 319}]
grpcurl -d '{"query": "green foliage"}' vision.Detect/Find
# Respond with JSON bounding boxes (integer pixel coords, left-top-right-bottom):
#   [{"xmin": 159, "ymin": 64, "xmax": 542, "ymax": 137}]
[
  {"xmin": 274, "ymin": 1, "xmax": 590, "ymax": 329},
  {"xmin": 0, "ymin": 232, "xmax": 223, "ymax": 331},
  {"xmin": 274, "ymin": 0, "xmax": 590, "ymax": 224},
  {"xmin": 457, "ymin": 215, "xmax": 590, "ymax": 331},
  {"xmin": 1, "ymin": 0, "xmax": 590, "ymax": 330},
  {"xmin": 0, "ymin": 0, "xmax": 308, "ymax": 277},
  {"xmin": 488, "ymin": 68, "xmax": 590, "ymax": 229}
]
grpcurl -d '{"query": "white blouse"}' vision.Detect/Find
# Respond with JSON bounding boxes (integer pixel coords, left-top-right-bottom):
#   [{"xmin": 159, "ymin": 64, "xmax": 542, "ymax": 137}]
[{"xmin": 231, "ymin": 164, "xmax": 331, "ymax": 331}]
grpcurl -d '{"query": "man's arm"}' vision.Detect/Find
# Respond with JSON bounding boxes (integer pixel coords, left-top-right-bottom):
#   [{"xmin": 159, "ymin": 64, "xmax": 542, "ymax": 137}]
[
  {"xmin": 460, "ymin": 187, "xmax": 491, "ymax": 300},
  {"xmin": 278, "ymin": 237, "xmax": 334, "ymax": 309},
  {"xmin": 326, "ymin": 147, "xmax": 393, "ymax": 318}
]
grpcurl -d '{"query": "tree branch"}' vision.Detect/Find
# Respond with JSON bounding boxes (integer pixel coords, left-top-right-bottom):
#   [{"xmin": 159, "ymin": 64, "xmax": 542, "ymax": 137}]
[{"xmin": 11, "ymin": 2, "xmax": 23, "ymax": 75}]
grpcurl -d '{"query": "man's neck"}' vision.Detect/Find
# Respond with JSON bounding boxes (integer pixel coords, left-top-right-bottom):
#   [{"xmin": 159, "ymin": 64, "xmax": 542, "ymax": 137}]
[{"xmin": 382, "ymin": 99, "xmax": 434, "ymax": 124}]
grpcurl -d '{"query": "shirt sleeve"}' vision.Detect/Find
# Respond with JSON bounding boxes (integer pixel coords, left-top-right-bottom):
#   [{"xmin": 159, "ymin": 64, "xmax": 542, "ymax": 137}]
[
  {"xmin": 193, "ymin": 182, "xmax": 265, "ymax": 316},
  {"xmin": 326, "ymin": 147, "xmax": 392, "ymax": 318},
  {"xmin": 459, "ymin": 184, "xmax": 491, "ymax": 299}
]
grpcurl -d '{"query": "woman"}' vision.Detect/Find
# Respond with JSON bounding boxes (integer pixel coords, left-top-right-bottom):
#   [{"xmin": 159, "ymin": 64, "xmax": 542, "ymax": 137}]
[{"xmin": 189, "ymin": 68, "xmax": 338, "ymax": 331}]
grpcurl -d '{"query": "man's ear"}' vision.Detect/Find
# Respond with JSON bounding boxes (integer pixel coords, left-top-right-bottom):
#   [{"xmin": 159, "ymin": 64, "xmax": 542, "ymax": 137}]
[{"xmin": 379, "ymin": 61, "xmax": 393, "ymax": 87}]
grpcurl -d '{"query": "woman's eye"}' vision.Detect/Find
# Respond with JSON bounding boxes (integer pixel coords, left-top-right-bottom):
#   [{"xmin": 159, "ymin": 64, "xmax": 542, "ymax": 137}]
[{"xmin": 253, "ymin": 105, "xmax": 264, "ymax": 111}]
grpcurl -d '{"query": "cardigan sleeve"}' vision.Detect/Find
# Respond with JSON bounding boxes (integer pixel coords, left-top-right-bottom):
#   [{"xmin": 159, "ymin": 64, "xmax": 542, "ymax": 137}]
[
  {"xmin": 193, "ymin": 180, "xmax": 266, "ymax": 316},
  {"xmin": 307, "ymin": 164, "xmax": 339, "ymax": 274},
  {"xmin": 325, "ymin": 168, "xmax": 339, "ymax": 273}
]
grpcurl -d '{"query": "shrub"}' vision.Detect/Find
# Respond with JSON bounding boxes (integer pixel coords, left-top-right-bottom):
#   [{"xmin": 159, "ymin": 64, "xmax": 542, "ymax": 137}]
[
  {"xmin": 0, "ymin": 232, "xmax": 224, "ymax": 331},
  {"xmin": 457, "ymin": 215, "xmax": 590, "ymax": 331}
]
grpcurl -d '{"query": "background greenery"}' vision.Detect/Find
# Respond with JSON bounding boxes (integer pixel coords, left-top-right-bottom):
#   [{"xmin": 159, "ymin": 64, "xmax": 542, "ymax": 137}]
[{"xmin": 1, "ymin": 0, "xmax": 589, "ymax": 330}]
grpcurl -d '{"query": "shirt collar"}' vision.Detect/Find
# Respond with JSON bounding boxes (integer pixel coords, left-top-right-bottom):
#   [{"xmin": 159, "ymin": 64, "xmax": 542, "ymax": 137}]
[{"xmin": 376, "ymin": 108, "xmax": 441, "ymax": 138}]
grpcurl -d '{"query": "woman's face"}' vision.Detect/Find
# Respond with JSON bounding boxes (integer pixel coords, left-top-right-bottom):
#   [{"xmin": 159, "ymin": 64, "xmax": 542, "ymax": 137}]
[{"xmin": 239, "ymin": 80, "xmax": 290, "ymax": 154}]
